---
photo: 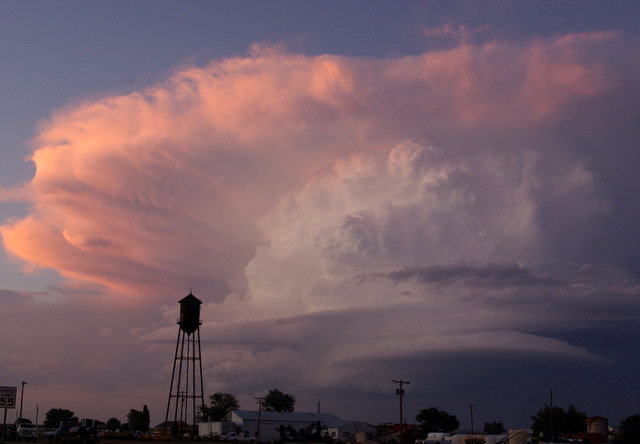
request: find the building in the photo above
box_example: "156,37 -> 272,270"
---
216,410 -> 376,442
197,420 -> 235,438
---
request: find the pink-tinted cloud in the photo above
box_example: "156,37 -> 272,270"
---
0,33 -> 619,303
1,31 -> 640,427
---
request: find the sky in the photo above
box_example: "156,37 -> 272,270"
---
1,0 -> 640,432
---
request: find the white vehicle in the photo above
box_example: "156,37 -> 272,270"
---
16,423 -> 38,441
219,431 -> 251,441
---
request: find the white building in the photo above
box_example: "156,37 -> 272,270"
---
227,410 -> 376,442
197,420 -> 235,438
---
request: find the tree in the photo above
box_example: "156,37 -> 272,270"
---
127,405 -> 150,432
530,404 -> 586,441
199,392 -> 239,421
619,414 -> 640,443
304,421 -> 328,441
106,417 -> 121,431
263,389 -> 296,412
483,421 -> 505,434
44,408 -> 77,428
415,408 -> 459,434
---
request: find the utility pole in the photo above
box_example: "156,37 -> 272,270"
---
469,405 -> 474,435
392,380 -> 410,444
254,396 -> 263,442
2,407 -> 6,444
19,382 -> 26,420
549,389 -> 554,442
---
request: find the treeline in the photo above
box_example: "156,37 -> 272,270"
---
200,389 -> 296,421
40,392 -> 640,443
414,404 -> 640,443
43,405 -> 150,432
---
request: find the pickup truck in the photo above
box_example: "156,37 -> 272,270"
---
16,423 -> 38,441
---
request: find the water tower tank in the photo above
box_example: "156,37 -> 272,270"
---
178,292 -> 202,334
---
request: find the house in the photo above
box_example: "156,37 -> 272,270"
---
328,421 -> 377,442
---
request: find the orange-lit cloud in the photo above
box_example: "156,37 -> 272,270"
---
0,33 -> 635,410
1,30 -> 640,427
0,33 -> 618,304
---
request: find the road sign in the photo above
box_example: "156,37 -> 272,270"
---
0,387 -> 16,409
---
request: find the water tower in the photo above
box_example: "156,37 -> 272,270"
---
164,293 -> 205,436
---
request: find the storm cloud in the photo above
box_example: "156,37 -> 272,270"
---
1,31 -> 640,426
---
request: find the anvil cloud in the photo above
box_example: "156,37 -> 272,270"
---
2,31 -> 640,426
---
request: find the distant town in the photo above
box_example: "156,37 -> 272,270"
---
2,388 -> 639,444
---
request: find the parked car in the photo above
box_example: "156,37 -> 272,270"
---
48,421 -> 98,444
219,431 -> 251,442
16,423 -> 38,441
